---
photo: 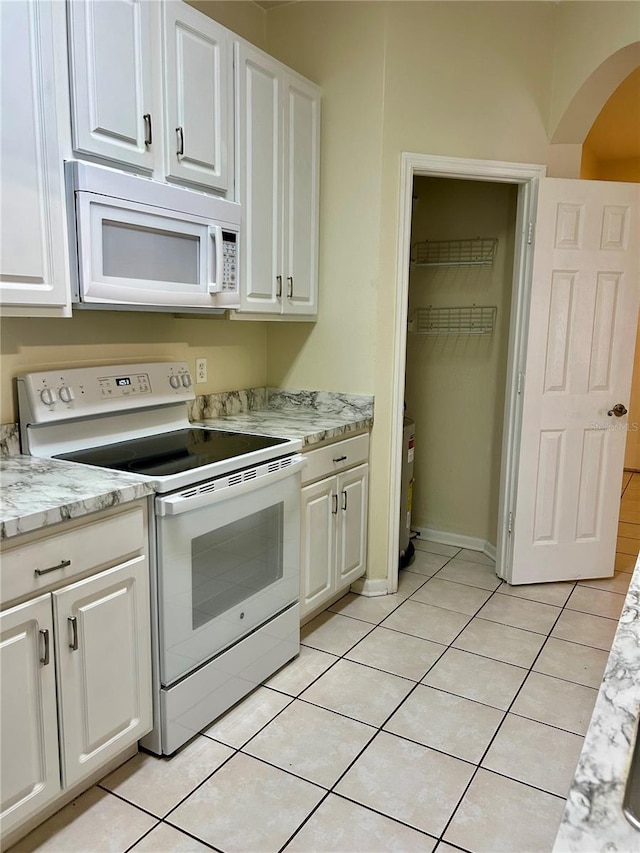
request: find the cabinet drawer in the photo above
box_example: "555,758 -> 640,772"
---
302,433 -> 369,485
1,505 -> 146,607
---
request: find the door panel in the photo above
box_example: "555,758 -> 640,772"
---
337,464 -> 368,586
510,178 -> 639,584
0,0 -> 70,309
283,76 -> 320,315
68,0 -> 153,170
236,43 -> 281,312
53,557 -> 152,788
0,596 -> 60,836
163,2 -> 230,192
300,478 -> 335,617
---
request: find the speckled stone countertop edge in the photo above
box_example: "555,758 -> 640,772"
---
553,554 -> 640,852
0,456 -> 155,542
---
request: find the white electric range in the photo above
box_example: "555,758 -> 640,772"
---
18,362 -> 304,755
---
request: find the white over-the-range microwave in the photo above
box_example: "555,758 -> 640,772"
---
66,161 -> 241,313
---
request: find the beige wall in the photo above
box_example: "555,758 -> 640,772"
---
405,178 -> 517,543
0,312 -> 267,423
265,2 -> 387,393
0,0 -> 269,426
264,1 -> 640,581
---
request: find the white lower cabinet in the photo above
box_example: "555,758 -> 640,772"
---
0,502 -> 152,846
0,596 -> 61,838
300,436 -> 369,619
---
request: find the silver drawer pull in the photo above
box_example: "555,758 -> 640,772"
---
342,490 -> 347,511
333,455 -> 348,463
34,558 -> 71,577
287,276 -> 294,298
176,125 -> 184,156
39,629 -> 50,666
276,275 -> 283,298
68,616 -> 78,651
332,494 -> 338,515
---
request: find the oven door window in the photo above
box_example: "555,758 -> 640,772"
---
192,504 -> 283,629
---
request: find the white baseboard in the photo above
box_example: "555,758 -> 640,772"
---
350,577 -> 389,597
414,526 -> 496,563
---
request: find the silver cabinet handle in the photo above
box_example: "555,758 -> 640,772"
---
34,558 -> 71,577
143,113 -> 152,146
68,616 -> 78,651
333,455 -> 347,463
287,276 -> 294,298
608,403 -> 628,417
39,629 -> 50,666
332,494 -> 338,515
342,490 -> 347,511
176,126 -> 184,156
276,275 -> 283,298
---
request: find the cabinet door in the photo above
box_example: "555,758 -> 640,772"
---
53,556 -> 152,789
0,0 -> 70,311
163,2 -> 231,194
0,595 -> 60,838
68,0 -> 155,171
300,477 -> 336,618
337,464 -> 368,587
235,42 -> 282,313
283,74 -> 320,316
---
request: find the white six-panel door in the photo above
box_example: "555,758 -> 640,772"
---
509,178 -> 639,584
0,595 -> 60,837
53,557 -> 152,788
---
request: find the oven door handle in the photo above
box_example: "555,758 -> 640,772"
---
156,455 -> 306,516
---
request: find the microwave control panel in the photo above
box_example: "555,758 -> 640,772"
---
221,231 -> 238,293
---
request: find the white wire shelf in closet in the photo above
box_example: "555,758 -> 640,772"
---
408,305 -> 497,336
410,237 -> 498,267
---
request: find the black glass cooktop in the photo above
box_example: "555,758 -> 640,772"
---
55,428 -> 290,478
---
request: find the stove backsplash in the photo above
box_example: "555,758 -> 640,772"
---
188,387 -> 374,423
0,424 -> 20,458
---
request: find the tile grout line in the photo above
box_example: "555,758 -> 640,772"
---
435,576 -> 586,846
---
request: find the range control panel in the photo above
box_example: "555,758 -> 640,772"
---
18,362 -> 195,424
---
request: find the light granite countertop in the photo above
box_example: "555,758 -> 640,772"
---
0,387 -> 374,541
190,388 -> 374,447
554,555 -> 640,852
0,456 -> 155,542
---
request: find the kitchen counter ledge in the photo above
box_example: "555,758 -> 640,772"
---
190,387 -> 374,448
554,554 -> 640,852
0,456 -> 154,541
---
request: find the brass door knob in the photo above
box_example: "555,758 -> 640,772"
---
608,404 -> 628,417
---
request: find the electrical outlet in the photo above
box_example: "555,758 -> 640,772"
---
195,358 -> 207,384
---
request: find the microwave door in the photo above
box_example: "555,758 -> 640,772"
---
75,192 -> 220,309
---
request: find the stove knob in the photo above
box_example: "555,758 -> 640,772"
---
169,375 -> 181,389
59,385 -> 75,404
40,388 -> 57,406
181,374 -> 192,388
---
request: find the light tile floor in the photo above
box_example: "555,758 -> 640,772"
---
11,474 -> 640,853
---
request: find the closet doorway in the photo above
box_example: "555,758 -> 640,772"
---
404,177 -> 518,561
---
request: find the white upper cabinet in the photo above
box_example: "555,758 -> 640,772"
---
68,0 -> 233,196
67,0 -> 156,172
162,2 -> 232,194
0,0 -> 71,314
283,75 -> 320,316
235,40 -> 320,317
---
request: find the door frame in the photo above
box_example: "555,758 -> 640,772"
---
387,153 -> 547,593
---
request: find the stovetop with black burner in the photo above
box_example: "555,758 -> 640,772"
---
55,428 -> 290,478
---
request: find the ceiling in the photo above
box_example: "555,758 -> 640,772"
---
584,66 -> 640,161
